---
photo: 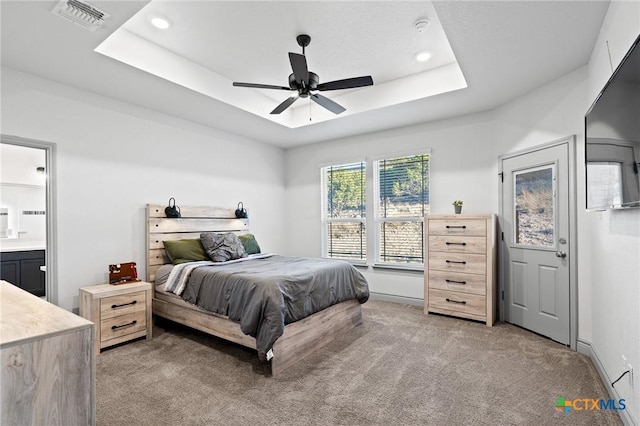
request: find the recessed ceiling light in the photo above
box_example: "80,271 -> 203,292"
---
149,15 -> 171,30
414,51 -> 432,62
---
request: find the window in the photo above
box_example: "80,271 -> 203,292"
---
374,153 -> 430,265
321,153 -> 430,268
321,162 -> 366,261
513,165 -> 556,247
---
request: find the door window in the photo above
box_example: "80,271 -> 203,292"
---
513,165 -> 556,248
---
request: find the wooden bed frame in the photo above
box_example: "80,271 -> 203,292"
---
146,204 -> 363,377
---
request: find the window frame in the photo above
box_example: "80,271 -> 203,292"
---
320,150 -> 431,271
511,162 -> 558,251
372,150 -> 430,269
320,160 -> 367,264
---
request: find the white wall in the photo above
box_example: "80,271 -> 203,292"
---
285,66 -> 586,302
285,2 -> 639,421
0,144 -> 47,186
584,1 -> 640,423
285,110 -> 498,300
0,144 -> 47,240
1,67 -> 287,311
0,185 -> 46,240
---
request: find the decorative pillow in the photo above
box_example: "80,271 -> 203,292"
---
238,233 -> 261,255
163,239 -> 208,265
200,232 -> 247,262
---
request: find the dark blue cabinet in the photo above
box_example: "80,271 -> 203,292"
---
0,250 -> 45,297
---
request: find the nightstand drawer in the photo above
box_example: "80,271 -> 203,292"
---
428,288 -> 485,317
100,310 -> 147,342
100,291 -> 146,319
428,235 -> 486,254
428,219 -> 486,237
428,251 -> 486,275
428,270 -> 486,295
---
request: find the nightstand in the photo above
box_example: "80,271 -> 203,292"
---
79,281 -> 152,355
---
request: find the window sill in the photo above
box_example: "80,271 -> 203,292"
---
323,258 -> 368,268
372,263 -> 424,273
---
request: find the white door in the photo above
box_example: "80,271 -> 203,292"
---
500,142 -> 571,345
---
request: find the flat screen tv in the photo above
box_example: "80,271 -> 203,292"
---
585,34 -> 640,211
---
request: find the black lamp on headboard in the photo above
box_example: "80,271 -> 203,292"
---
235,202 -> 248,218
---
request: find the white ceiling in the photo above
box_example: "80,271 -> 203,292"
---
95,1 -> 466,129
1,1 -> 610,148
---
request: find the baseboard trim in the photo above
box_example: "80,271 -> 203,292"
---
369,292 -> 424,307
577,339 -> 636,426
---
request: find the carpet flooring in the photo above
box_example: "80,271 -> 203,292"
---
96,300 -> 622,425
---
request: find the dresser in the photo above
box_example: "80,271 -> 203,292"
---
80,281 -> 152,355
1,281 -> 95,425
424,214 -> 496,325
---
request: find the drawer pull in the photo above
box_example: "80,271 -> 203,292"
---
445,279 -> 467,285
446,225 -> 467,229
445,298 -> 467,305
445,242 -> 467,246
445,260 -> 467,265
111,300 -> 137,309
111,320 -> 137,330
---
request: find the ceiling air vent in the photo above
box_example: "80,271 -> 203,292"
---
51,0 -> 110,31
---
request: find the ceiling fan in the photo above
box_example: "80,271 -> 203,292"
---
233,34 -> 373,115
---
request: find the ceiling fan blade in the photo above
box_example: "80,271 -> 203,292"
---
271,95 -> 299,114
233,82 -> 291,91
310,93 -> 346,115
317,76 -> 373,91
288,52 -> 309,85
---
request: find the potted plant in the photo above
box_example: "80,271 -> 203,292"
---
452,200 -> 463,214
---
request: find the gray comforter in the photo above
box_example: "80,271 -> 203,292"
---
179,255 -> 369,360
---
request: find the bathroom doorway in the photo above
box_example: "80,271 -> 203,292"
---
0,136 -> 57,303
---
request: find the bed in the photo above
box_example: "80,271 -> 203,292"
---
146,204 -> 369,376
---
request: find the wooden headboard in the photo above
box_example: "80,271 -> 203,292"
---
146,204 -> 249,282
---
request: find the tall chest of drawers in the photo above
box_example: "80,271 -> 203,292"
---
424,214 -> 496,326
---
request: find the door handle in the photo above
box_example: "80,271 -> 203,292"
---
555,251 -> 567,259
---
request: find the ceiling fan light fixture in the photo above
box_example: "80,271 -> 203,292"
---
414,50 -> 432,62
149,15 -> 171,30
233,34 -> 373,115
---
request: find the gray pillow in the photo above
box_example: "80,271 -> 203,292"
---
200,232 -> 247,262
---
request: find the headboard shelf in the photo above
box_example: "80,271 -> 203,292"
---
148,218 -> 248,233
146,204 -> 249,282
147,205 -> 243,219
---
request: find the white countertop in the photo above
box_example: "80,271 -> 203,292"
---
0,239 -> 46,253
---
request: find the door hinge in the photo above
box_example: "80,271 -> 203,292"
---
501,290 -> 504,301
498,172 -> 503,182
501,232 -> 504,241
